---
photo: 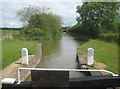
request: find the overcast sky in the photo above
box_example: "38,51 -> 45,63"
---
0,0 -> 83,28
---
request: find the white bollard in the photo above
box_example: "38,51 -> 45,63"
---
87,48 -> 94,65
2,78 -> 16,84
21,48 -> 29,65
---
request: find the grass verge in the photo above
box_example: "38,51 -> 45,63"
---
2,39 -> 38,69
2,29 -> 20,36
78,39 -> 119,73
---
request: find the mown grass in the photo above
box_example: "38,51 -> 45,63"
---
78,39 -> 119,73
0,29 -> 2,34
0,41 -> 2,71
0,29 -> 2,70
2,39 -> 38,69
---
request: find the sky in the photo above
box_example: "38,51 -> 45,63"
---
0,0 -> 83,28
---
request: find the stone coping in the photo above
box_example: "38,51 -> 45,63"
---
0,55 -> 41,82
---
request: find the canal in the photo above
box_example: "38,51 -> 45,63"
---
37,34 -> 89,78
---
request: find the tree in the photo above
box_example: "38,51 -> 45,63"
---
17,6 -> 62,40
28,13 -> 62,40
17,5 -> 50,27
76,2 -> 119,37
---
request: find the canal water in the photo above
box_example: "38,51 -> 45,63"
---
37,34 -> 89,78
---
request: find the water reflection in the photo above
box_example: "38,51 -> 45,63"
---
41,40 -> 61,57
38,34 -> 88,77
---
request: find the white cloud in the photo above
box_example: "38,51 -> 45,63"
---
0,1 -> 82,28
1,0 -> 82,3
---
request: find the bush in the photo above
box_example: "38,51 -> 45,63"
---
17,6 -> 62,41
99,32 -> 118,43
20,13 -> 62,40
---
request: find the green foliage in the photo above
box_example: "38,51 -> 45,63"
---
17,5 -> 50,26
76,2 -> 119,37
20,28 -> 45,40
17,6 -> 62,40
2,28 -> 21,39
99,32 -> 118,43
2,29 -> 20,35
69,23 -> 89,35
78,40 -> 119,73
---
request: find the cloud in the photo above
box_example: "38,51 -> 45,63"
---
1,0 -> 82,3
0,0 -> 82,28
0,2 -> 28,28
36,2 -> 80,26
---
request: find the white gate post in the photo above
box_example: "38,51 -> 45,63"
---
87,48 -> 94,65
21,48 -> 29,65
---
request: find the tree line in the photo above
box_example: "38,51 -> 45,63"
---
68,2 -> 120,43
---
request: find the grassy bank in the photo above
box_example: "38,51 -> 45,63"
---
2,29 -> 20,35
78,40 -> 119,73
0,41 -> 2,71
2,39 -> 38,69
